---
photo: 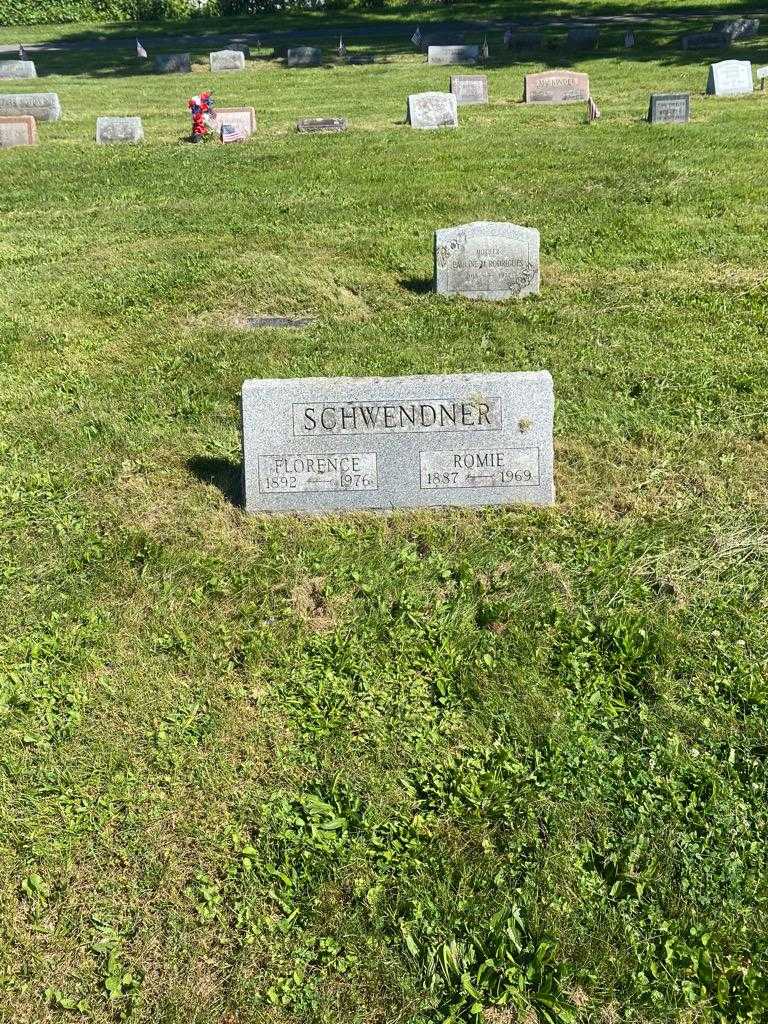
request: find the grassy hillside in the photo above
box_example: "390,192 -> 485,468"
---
1,8 -> 767,1024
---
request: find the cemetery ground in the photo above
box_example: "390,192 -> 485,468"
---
1,4 -> 768,1022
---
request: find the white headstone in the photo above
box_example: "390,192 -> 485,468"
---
407,92 -> 458,129
434,222 -> 540,300
0,60 -> 37,79
706,59 -> 753,96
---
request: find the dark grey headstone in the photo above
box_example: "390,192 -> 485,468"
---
450,74 -> 488,105
210,49 -> 246,71
648,93 -> 690,123
566,26 -> 599,49
435,221 -> 540,300
715,18 -> 759,41
286,47 -> 322,67
347,53 -> 377,64
0,91 -> 60,121
682,30 -> 730,51
153,53 -> 191,73
706,59 -> 753,96
506,31 -> 544,49
427,45 -> 479,65
0,60 -> 37,79
296,117 -> 347,133
96,116 -> 144,144
407,92 -> 458,129
225,41 -> 251,58
241,371 -> 555,513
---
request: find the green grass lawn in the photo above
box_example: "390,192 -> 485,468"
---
1,6 -> 768,1022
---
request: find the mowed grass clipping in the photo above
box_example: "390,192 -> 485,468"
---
1,6 -> 768,1023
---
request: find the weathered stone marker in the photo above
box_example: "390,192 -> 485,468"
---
450,74 -> 488,105
566,26 -> 599,49
0,91 -> 60,121
153,53 -> 191,73
427,45 -> 479,65
523,70 -> 589,104
241,371 -> 555,513
407,92 -> 458,129
214,107 -> 256,137
648,92 -> 690,123
681,30 -> 729,50
286,47 -> 322,67
210,49 -> 246,71
756,66 -> 768,90
297,117 -> 347,133
0,60 -> 37,79
707,59 -> 753,96
95,116 -> 144,144
717,18 -> 759,41
434,222 -> 540,300
0,114 -> 37,147
225,42 -> 251,58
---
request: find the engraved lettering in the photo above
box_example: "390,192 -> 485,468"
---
292,397 -> 503,435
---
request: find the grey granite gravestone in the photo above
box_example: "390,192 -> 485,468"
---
347,53 -> 377,64
407,92 -> 458,129
0,61 -> 37,79
225,42 -> 251,58
682,30 -> 730,50
0,91 -> 60,121
427,45 -> 479,65
716,18 -> 759,41
648,93 -> 690,123
210,49 -> 246,71
523,70 -> 589,104
450,74 -> 489,105
297,117 -> 347,133
214,107 -> 256,138
707,59 -> 753,96
434,222 -> 540,301
96,116 -> 144,144
153,53 -> 191,73
507,31 -> 544,50
286,47 -> 322,67
241,371 -> 554,513
566,26 -> 599,49
0,114 -> 37,147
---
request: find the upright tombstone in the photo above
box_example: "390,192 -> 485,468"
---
224,41 -> 251,58
756,66 -> 768,90
0,114 -> 37,148
648,93 -> 690,123
210,49 -> 246,72
434,222 -> 540,300
706,59 -> 753,96
716,18 -> 759,41
566,26 -> 599,49
297,117 -> 347,133
450,74 -> 489,105
241,371 -> 555,513
286,47 -> 322,67
682,30 -> 730,51
96,116 -> 144,144
153,53 -> 191,73
523,70 -> 589,104
427,45 -> 479,65
214,107 -> 256,138
506,31 -> 544,50
0,92 -> 60,121
407,92 -> 458,129
0,61 -> 37,79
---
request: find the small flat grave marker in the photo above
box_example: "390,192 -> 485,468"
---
407,91 -> 458,129
210,49 -> 246,71
96,116 -> 144,144
286,47 -> 322,67
214,107 -> 256,138
153,53 -> 191,73
241,371 -> 555,513
0,91 -> 60,121
0,114 -> 37,148
0,60 -> 37,79
707,59 -> 753,96
523,70 -> 589,104
450,74 -> 488,105
427,45 -> 479,65
435,221 -> 540,300
648,92 -> 690,123
246,316 -> 314,329
297,117 -> 347,133
347,53 -> 377,64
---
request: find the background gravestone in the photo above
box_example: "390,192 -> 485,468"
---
682,30 -> 730,50
450,75 -> 488,105
224,42 -> 251,58
427,45 -> 479,66
717,18 -> 759,41
756,66 -> 768,89
506,31 -> 544,50
0,92 -> 61,121
96,116 -> 144,144
523,70 -> 589,104
215,107 -> 256,137
286,47 -> 322,67
0,61 -> 37,79
407,92 -> 458,129
0,114 -> 37,147
434,222 -> 540,300
241,371 -> 555,513
153,53 -> 191,73
706,59 -> 753,96
297,117 -> 347,133
566,26 -> 599,49
648,93 -> 690,123
210,50 -> 246,72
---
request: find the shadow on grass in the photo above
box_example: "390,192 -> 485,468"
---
400,277 -> 433,294
188,455 -> 243,507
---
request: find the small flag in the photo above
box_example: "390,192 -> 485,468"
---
411,25 -> 422,49
337,36 -> 347,58
18,43 -> 27,61
503,29 -> 513,48
624,30 -> 635,48
136,38 -> 148,59
587,95 -> 601,121
480,35 -> 489,60
220,122 -> 246,143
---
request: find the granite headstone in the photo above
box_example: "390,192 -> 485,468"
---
706,59 -> 753,96
297,117 -> 347,133
0,114 -> 37,147
682,30 -> 730,50
241,371 -> 555,513
427,45 -> 479,65
286,47 -> 322,67
0,60 -> 37,79
96,116 -> 144,144
214,107 -> 256,137
717,18 -> 759,41
566,26 -> 599,49
523,70 -> 589,104
648,93 -> 690,123
450,74 -> 489,105
153,53 -> 191,73
0,91 -> 60,121
407,92 -> 458,129
434,222 -> 540,300
210,49 -> 246,71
